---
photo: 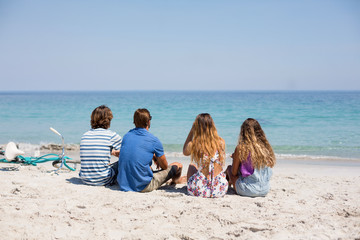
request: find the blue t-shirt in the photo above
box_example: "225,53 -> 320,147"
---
117,128 -> 164,192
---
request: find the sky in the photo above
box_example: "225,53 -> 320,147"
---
0,0 -> 359,91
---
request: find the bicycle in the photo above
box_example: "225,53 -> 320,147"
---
0,127 -> 80,173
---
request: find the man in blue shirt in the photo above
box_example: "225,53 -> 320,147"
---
117,108 -> 183,192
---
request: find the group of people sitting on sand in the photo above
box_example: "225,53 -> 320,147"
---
79,105 -> 276,198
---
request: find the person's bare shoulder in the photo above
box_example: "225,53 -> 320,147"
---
183,141 -> 192,156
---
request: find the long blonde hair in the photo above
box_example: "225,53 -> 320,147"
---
190,113 -> 225,168
237,118 -> 276,169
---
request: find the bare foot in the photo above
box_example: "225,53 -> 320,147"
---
166,176 -> 186,185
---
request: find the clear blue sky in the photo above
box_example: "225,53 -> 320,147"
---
1,1 -> 359,91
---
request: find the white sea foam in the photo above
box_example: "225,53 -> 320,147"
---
1,142 -> 359,163
275,153 -> 360,162
0,142 -> 80,156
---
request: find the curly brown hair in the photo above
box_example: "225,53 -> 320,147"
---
237,118 -> 276,169
91,105 -> 113,129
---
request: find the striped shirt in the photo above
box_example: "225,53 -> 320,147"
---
79,128 -> 122,186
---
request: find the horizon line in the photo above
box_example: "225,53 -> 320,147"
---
1,89 -> 360,93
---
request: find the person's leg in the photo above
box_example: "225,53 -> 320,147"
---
187,163 -> 198,180
110,161 -> 119,176
141,165 -> 178,192
169,162 -> 185,184
141,162 -> 186,192
105,161 -> 119,186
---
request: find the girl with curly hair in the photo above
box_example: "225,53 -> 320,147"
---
227,118 -> 276,197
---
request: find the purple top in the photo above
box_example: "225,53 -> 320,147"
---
239,152 -> 254,177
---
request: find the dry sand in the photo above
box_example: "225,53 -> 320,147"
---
0,153 -> 359,240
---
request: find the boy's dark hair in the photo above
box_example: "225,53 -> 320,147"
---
91,105 -> 113,129
133,108 -> 151,128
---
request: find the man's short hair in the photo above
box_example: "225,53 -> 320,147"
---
133,108 -> 151,128
91,105 -> 113,129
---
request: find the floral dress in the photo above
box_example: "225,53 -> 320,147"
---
187,153 -> 228,198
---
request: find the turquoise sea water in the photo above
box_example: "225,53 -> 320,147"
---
0,91 -> 359,160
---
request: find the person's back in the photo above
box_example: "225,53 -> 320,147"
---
227,118 -> 276,197
79,105 -> 122,186
183,113 -> 228,198
117,127 -> 162,191
117,108 -> 183,192
237,165 -> 272,197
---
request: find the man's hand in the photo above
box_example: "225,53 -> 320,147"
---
111,149 -> 120,157
153,155 -> 161,169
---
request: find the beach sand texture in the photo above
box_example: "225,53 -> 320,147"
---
0,157 -> 359,240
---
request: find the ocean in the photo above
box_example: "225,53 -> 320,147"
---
0,91 -> 359,161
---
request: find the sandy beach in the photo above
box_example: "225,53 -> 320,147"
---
0,152 -> 359,240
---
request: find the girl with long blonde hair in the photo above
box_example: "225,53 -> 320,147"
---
227,118 -> 276,197
183,113 -> 228,198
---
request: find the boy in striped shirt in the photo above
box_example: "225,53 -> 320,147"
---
79,105 -> 122,186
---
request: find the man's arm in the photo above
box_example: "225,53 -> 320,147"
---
156,154 -> 168,170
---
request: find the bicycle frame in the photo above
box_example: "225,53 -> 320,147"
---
50,127 -> 66,173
